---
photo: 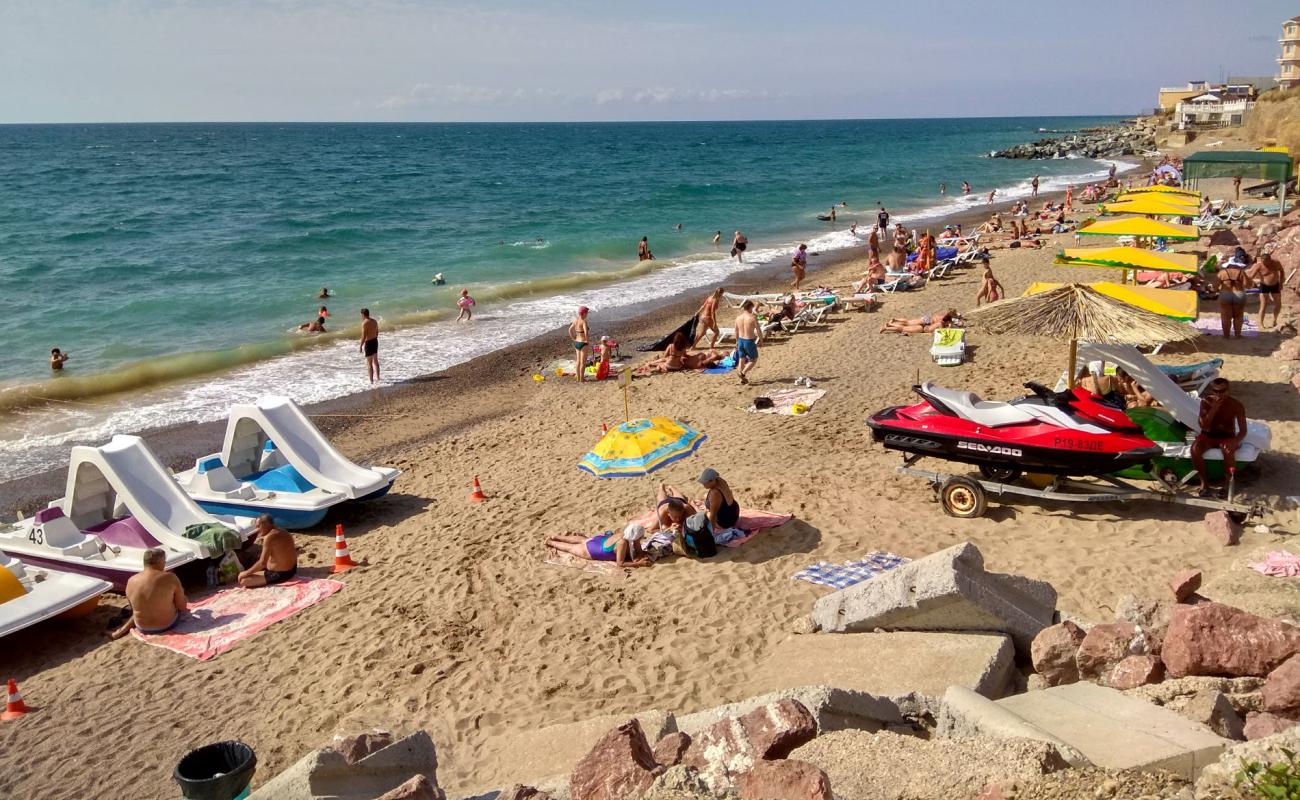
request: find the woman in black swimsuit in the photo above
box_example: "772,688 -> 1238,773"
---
698,468 -> 740,530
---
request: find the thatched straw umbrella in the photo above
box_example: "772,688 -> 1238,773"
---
963,283 -> 1200,388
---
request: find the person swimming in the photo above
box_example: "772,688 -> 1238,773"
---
432,273 -> 446,285
319,287 -> 332,299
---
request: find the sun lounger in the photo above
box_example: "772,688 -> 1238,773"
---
930,328 -> 966,366
845,292 -> 881,311
778,302 -> 836,333
724,292 -> 784,308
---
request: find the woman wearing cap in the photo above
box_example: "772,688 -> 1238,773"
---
697,468 -> 740,530
545,524 -> 651,568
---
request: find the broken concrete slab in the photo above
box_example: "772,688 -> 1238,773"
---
248,730 -> 441,800
675,686 -> 921,738
936,686 -> 1088,767
746,632 -> 1016,701
809,542 -> 1056,654
993,682 -> 1230,779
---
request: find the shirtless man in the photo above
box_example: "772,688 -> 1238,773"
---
1064,185 -> 1074,213
731,231 -> 748,262
867,226 -> 880,260
1249,245 -> 1284,328
1190,378 -> 1247,497
853,256 -> 887,293
568,306 -> 590,381
111,548 -> 188,639
790,243 -> 808,290
734,300 -> 760,385
359,308 -> 380,384
649,483 -> 696,535
50,348 -> 70,370
712,230 -> 722,244
238,514 -> 298,588
1031,175 -> 1039,197
1216,256 -> 1250,337
694,287 -> 725,351
298,316 -> 327,333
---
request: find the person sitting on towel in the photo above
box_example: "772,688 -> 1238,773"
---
647,482 -> 696,534
238,514 -> 298,587
111,548 -> 188,639
545,524 -> 651,568
697,468 -> 741,530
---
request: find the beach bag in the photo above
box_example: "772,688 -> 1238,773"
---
754,396 -> 775,410
217,550 -> 243,584
682,515 -> 717,559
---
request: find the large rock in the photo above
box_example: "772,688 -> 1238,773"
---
1116,595 -> 1174,655
1163,603 -> 1300,678
681,699 -> 817,791
1245,712 -> 1300,741
333,730 -> 395,765
570,719 -> 661,800
1076,622 -> 1145,682
496,786 -> 554,800
646,765 -> 710,797
1181,690 -> 1246,740
1107,655 -> 1165,691
1031,621 -> 1086,687
748,631 -> 1015,700
1264,654 -> 1300,713
652,733 -> 692,768
735,759 -> 832,800
248,731 -> 442,800
1195,725 -> 1300,798
810,542 -> 1056,654
375,776 -> 441,800
1170,570 -> 1203,603
1205,511 -> 1242,546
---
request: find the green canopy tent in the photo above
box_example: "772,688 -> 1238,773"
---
1183,151 -> 1294,218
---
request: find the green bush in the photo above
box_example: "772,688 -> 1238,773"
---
1236,749 -> 1300,800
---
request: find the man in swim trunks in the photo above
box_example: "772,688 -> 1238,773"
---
359,307 -> 380,384
791,244 -> 808,290
1249,245 -> 1284,328
1031,175 -> 1039,197
111,548 -> 188,639
731,231 -> 748,262
544,524 -> 650,569
697,468 -> 741,531
1190,378 -> 1247,497
876,204 -> 889,234
50,347 -> 69,370
735,300 -> 760,385
568,305 -> 590,382
238,514 -> 298,588
1216,256 -> 1250,337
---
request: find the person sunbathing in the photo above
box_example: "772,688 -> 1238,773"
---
636,332 -> 724,374
880,309 -> 957,334
238,514 -> 298,587
110,548 -> 188,639
545,524 -> 650,568
853,257 -> 887,293
649,483 -> 696,534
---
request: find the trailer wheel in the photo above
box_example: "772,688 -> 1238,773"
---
940,476 -> 987,519
978,464 -> 1022,483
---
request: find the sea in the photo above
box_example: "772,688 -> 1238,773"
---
0,117 -> 1135,482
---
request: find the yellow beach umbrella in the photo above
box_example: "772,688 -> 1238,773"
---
577,417 -> 706,478
1055,247 -> 1198,274
1123,185 -> 1201,198
1076,216 -> 1199,241
1025,282 -> 1198,321
1116,191 -> 1199,208
1099,198 -> 1198,217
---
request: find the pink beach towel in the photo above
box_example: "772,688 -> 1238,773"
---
132,577 -> 344,661
1249,551 -> 1300,578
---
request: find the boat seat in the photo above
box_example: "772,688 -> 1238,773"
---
32,508 -> 102,558
922,383 -> 1035,427
200,466 -> 257,499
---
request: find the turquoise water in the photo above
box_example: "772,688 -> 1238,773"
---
0,117 -> 1130,480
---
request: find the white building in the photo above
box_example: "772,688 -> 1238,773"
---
1174,93 -> 1252,130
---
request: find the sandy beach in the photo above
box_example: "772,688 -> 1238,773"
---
4,175 -> 1300,798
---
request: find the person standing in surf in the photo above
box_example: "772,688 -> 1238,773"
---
962,180 -> 971,195
876,204 -> 889,234
939,182 -> 946,196
359,308 -> 380,384
1031,175 -> 1039,197
568,306 -> 590,382
730,231 -> 748,262
713,231 -> 722,245
456,289 -> 475,322
638,236 -> 654,261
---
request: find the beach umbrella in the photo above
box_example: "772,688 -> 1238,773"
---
1099,198 -> 1198,217
1055,247 -> 1198,274
1115,192 -> 1199,208
965,283 -> 1199,388
577,417 -> 706,478
1123,185 -> 1201,198
1076,216 -> 1199,241
1024,282 -> 1198,321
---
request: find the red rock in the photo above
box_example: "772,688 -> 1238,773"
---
652,732 -> 692,768
375,775 -> 442,800
683,700 -> 818,791
1274,340 -> 1300,361
1077,622 -> 1143,682
739,699 -> 818,759
735,759 -> 832,800
1245,711 -> 1300,740
332,731 -> 395,765
1264,654 -> 1300,713
1163,602 -> 1300,678
1205,511 -> 1242,546
1169,570 -> 1203,603
1031,621 -> 1086,686
570,719 -> 661,800
1107,655 -> 1165,690
496,787 -> 553,800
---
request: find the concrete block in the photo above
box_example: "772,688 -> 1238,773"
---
994,682 -> 1230,779
810,542 -> 1056,654
249,730 -> 440,800
747,631 -> 1016,700
675,686 -> 918,737
937,686 -> 1088,767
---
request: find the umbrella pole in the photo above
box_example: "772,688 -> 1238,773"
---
1067,339 -> 1078,389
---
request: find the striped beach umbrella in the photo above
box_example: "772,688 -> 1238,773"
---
577,417 -> 706,478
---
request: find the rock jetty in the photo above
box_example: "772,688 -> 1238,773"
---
992,123 -> 1155,160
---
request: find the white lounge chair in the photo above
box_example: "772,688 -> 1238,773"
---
930,328 -> 966,366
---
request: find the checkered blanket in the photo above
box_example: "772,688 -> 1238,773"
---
791,552 -> 910,590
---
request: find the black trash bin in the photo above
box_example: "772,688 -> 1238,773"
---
174,740 -> 257,800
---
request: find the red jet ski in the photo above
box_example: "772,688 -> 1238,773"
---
867,381 -> 1162,478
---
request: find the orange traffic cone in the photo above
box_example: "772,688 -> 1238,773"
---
469,475 -> 488,503
2,679 -> 31,721
601,422 -> 609,435
331,524 -> 358,573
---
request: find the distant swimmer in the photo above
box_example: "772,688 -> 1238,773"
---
840,200 -> 847,207
675,223 -> 683,231
962,181 -> 971,195
850,220 -> 858,235
829,206 -> 837,222
50,347 -> 69,370
940,182 -> 946,196
319,287 -> 332,299
318,305 -> 329,318
298,316 -> 327,333
457,289 -> 476,322
638,236 -> 655,261
359,307 -> 380,384
713,230 -> 722,245
730,231 -> 748,262
432,272 -> 446,285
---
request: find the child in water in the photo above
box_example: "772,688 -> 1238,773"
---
457,289 -> 476,322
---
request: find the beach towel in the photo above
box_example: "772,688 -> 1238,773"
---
132,577 -> 343,661
1249,551 -> 1300,578
791,552 -> 911,590
544,359 -> 625,378
182,522 -> 242,555
702,354 -> 738,374
748,387 -> 827,415
1193,316 -> 1259,337
626,508 -> 793,548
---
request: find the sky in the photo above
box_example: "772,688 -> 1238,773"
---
1,0 -> 1296,123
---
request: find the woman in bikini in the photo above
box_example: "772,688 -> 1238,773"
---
974,260 -> 1003,307
636,332 -> 723,375
545,524 -> 651,569
693,287 -> 724,350
1216,254 -> 1250,338
1249,246 -> 1284,329
880,309 -> 957,335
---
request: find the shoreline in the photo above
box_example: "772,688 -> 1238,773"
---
0,181 -> 1083,515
